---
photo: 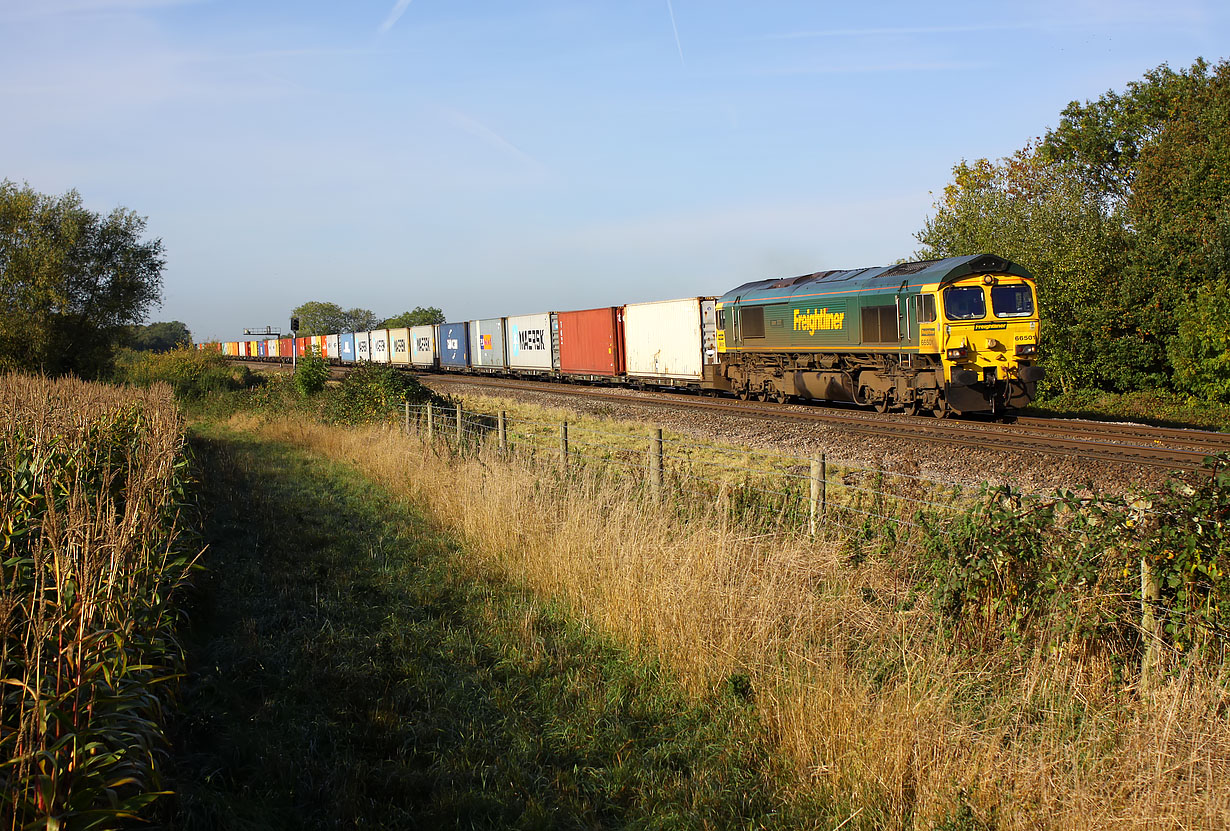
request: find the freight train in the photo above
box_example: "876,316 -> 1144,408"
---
207,253 -> 1044,417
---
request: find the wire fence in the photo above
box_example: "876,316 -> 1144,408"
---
397,399 -> 973,543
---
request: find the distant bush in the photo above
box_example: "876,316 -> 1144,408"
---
116,346 -> 256,399
322,362 -> 448,426
294,351 -> 329,397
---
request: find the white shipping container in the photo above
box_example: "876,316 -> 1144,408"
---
623,297 -> 718,381
506,312 -> 555,372
409,325 -> 436,367
355,331 -> 371,361
370,329 -> 390,364
388,327 -> 411,364
326,334 -> 339,359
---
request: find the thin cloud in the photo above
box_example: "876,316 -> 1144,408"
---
442,109 -> 547,174
766,23 -> 1033,40
665,0 -> 685,68
378,0 -> 413,33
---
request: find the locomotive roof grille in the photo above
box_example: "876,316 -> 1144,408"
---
718,254 -> 1034,304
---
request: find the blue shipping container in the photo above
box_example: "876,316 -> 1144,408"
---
339,332 -> 356,363
438,322 -> 470,368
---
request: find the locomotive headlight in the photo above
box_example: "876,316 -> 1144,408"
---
946,346 -> 968,360
1015,344 -> 1038,356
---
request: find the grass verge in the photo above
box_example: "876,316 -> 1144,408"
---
167,422 -> 807,829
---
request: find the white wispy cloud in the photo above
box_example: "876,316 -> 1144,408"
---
665,0 -> 685,68
441,108 -> 547,174
378,0 -> 413,33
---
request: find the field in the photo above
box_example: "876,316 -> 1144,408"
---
0,374 -> 197,826
7,357 -> 1228,828
189,391 -> 1230,829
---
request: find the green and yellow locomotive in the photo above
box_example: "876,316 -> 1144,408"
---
713,254 -> 1044,416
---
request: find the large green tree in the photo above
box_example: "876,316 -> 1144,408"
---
130,320 -> 191,352
919,58 -> 1230,398
291,301 -> 380,335
0,180 -> 164,378
380,306 -> 445,328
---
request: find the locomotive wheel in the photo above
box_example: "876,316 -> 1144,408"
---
737,384 -> 751,401
903,398 -> 920,417
873,396 -> 890,414
772,388 -> 789,404
933,400 -> 950,419
755,387 -> 770,403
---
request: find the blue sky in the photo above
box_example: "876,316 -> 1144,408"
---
3,1 -> 1227,341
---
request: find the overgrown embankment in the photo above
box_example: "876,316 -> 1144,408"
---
170,423 -> 803,828
225,401 -> 1230,831
0,374 -> 197,826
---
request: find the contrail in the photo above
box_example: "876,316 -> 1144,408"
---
665,0 -> 685,67
379,0 -> 412,33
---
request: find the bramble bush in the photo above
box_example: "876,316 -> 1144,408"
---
923,454 -> 1230,664
321,362 -> 450,426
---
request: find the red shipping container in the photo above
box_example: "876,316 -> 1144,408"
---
296,336 -> 310,357
279,337 -> 293,358
557,307 -> 625,377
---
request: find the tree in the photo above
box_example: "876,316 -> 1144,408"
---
916,148 -> 1134,392
291,301 -> 347,335
0,180 -> 164,378
341,307 -> 380,332
380,306 -> 445,328
130,320 -> 191,352
919,58 -> 1230,398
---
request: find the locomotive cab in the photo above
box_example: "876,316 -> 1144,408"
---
933,271 -> 1044,414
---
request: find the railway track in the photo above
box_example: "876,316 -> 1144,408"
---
416,372 -> 1230,472
234,360 -> 1230,472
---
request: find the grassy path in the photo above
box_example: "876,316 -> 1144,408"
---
166,424 -> 802,829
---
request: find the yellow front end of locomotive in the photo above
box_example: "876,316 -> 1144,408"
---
933,273 -> 1042,392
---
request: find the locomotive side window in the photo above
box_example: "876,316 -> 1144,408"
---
718,308 -> 726,328
943,286 -> 986,320
741,305 -> 766,339
916,294 -> 936,323
991,284 -> 1034,318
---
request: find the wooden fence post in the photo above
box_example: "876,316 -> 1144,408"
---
498,410 -> 507,454
1141,555 -> 1163,687
810,456 -> 822,536
426,402 -> 433,442
559,420 -> 569,469
455,403 -> 463,446
650,427 -> 663,502
403,400 -> 410,434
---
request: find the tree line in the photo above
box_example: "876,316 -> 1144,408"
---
289,302 -> 445,337
916,58 -> 1230,400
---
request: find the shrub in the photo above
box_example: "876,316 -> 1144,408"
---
115,346 -> 254,399
294,351 -> 329,397
322,362 -> 448,426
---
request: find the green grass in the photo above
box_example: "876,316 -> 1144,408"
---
1025,387 -> 1230,431
166,422 -> 811,829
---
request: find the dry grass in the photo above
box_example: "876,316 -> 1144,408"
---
236,410 -> 1230,830
1,374 -> 195,824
